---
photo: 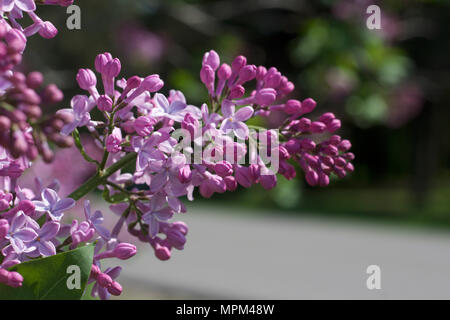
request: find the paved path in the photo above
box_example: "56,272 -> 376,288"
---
107,206 -> 450,299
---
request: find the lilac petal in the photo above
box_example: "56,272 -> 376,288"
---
15,228 -> 38,242
233,121 -> 250,140
10,211 -> 26,231
1,0 -> 15,12
32,200 -> 49,213
61,121 -> 78,136
98,287 -> 109,300
221,100 -> 235,118
142,131 -> 162,150
168,100 -> 186,115
38,241 -> 56,257
84,200 -> 91,220
105,266 -> 122,280
9,238 -> 25,254
39,222 -> 60,241
53,198 -> 75,214
94,224 -> 111,240
90,210 -> 104,225
154,207 -> 174,220
16,0 -> 36,12
167,196 -> 182,213
148,216 -> 159,238
42,188 -> 59,207
234,106 -> 254,122
154,93 -> 169,112
150,171 -> 169,192
48,211 -> 64,222
220,118 -> 233,132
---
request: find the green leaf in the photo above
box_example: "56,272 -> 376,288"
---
0,244 -> 94,300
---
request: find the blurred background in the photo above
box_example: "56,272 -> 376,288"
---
19,0 -> 450,299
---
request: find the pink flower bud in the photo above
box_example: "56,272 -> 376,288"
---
338,139 -> 352,151
254,88 -> 277,106
134,116 -> 154,136
178,165 -> 192,183
260,174 -> 277,190
90,264 -> 101,279
256,66 -> 267,81
200,65 -> 215,88
301,98 -> 317,114
5,29 -> 26,53
305,169 -> 319,186
345,162 -> 354,173
42,84 -> 63,104
97,95 -> 113,112
104,58 -> 121,78
181,113 -> 199,138
224,176 -> 237,191
329,135 -> 341,145
238,64 -> 256,83
231,55 -> 247,72
327,119 -> 341,132
0,116 -> 11,132
319,172 -> 330,187
140,75 -> 163,92
97,273 -> 112,288
7,271 -> 23,288
334,157 -> 347,168
284,99 -> 302,114
95,52 -> 112,73
76,68 -> 97,90
214,161 -> 233,177
38,21 -> 58,39
154,243 -> 171,261
0,219 -> 9,240
26,71 -> 44,89
218,63 -> 232,80
228,85 -> 245,99
278,146 -> 290,160
17,200 -> 35,216
166,229 -> 186,249
235,165 -> 253,188
202,50 -> 220,71
107,281 -> 122,296
319,112 -> 335,124
113,243 -> 137,260
310,121 -> 326,133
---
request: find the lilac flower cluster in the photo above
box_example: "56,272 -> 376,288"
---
0,146 -> 136,298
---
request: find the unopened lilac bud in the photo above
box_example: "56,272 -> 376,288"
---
154,243 -> 171,261
0,219 -> 9,240
166,229 -> 186,249
42,84 -> 63,104
278,146 -> 290,160
338,139 -> 352,151
238,64 -> 256,83
334,157 -> 347,168
90,264 -> 101,279
329,135 -> 341,145
300,138 -> 316,152
181,113 -> 199,138
218,63 -> 232,80
26,71 -> 44,89
320,155 -> 334,167
254,88 -> 276,106
224,176 -> 237,191
97,95 -> 113,112
7,271 -> 23,288
319,172 -> 330,187
231,55 -> 247,72
107,281 -> 122,296
113,243 -> 137,260
76,68 -> 96,90
39,21 -> 58,39
305,169 -> 319,186
5,29 -> 26,53
327,119 -> 341,132
283,139 -> 301,154
256,66 -> 267,81
11,130 -> 28,156
344,152 -> 355,161
17,200 -> 35,216
260,174 -> 277,190
345,162 -> 354,173
284,99 -> 301,115
0,116 -> 11,131
97,273 -> 112,288
141,75 -> 163,92
322,144 -> 339,156
172,221 -> 189,235
279,81 -> 295,95
200,65 -> 215,87
202,50 -> 220,71
228,85 -> 245,99
235,165 -> 253,188
134,116 -> 154,136
95,52 -> 112,73
214,161 -> 233,177
0,269 -> 8,283
310,121 -> 326,133
178,165 -> 192,183
125,75 -> 142,91
319,112 -> 335,124
297,118 -> 311,131
301,98 -> 317,114
104,58 -> 121,78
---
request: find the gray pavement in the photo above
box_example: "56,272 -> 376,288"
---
106,206 -> 450,299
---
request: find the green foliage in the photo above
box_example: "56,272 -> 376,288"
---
0,245 -> 94,300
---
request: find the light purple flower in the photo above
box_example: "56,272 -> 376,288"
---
151,93 -> 187,122
84,200 -> 110,240
28,221 -> 59,257
3,211 -> 37,254
91,266 -> 121,300
33,188 -> 75,221
0,0 -> 36,13
220,100 -> 253,139
141,195 -> 174,238
59,95 -> 94,136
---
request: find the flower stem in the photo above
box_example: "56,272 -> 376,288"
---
68,152 -> 137,201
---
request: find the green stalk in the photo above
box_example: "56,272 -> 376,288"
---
68,152 -> 137,201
